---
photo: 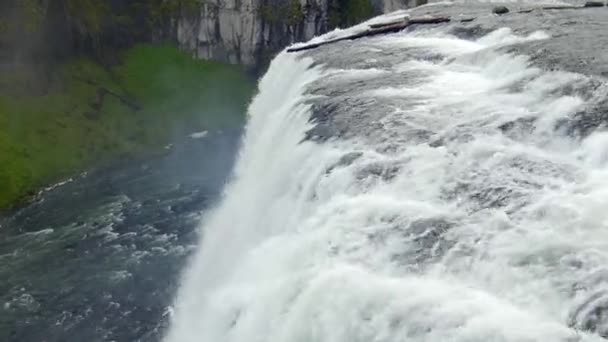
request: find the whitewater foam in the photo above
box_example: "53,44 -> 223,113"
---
166,17 -> 608,342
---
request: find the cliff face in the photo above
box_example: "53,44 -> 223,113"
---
0,0 -> 425,72
177,0 -> 426,69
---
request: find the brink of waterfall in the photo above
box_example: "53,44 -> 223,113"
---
167,3 -> 608,342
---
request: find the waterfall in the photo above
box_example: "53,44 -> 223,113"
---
166,14 -> 608,342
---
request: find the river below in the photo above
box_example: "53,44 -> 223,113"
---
0,129 -> 241,342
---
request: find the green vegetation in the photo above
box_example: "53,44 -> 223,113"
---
10,0 -> 201,33
63,0 -> 110,35
260,0 -> 374,29
287,0 -> 305,26
0,0 -> 204,63
343,0 -> 374,26
0,44 -> 254,209
259,0 -> 304,26
62,0 -> 202,35
329,0 -> 375,28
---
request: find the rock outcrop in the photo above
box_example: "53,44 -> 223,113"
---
492,5 -> 510,15
176,0 -> 427,69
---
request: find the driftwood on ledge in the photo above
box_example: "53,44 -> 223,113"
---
286,15 -> 451,53
518,2 -> 605,13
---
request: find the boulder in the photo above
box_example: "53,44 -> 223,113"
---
492,6 -> 510,15
584,1 -> 605,7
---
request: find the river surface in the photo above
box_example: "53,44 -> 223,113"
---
0,130 -> 241,341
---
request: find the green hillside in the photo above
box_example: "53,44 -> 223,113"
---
0,44 -> 254,209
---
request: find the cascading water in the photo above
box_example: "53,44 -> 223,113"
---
166,9 -> 608,342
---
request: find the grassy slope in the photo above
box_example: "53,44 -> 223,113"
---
0,44 -> 254,209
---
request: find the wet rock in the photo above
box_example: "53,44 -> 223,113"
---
584,1 -> 605,8
498,117 -> 537,138
357,162 -> 401,181
392,218 -> 455,266
337,152 -> 364,167
470,186 -> 519,209
305,124 -> 336,142
492,6 -> 510,15
556,98 -> 608,138
566,270 -> 608,337
324,152 -> 364,176
449,25 -> 493,40
573,269 -> 608,294
408,218 -> 452,238
429,138 -> 444,148
569,290 -> 608,337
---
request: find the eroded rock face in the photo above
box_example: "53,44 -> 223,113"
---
177,0 -> 426,69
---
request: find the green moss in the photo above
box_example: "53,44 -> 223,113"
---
18,0 -> 46,32
158,0 -> 200,15
259,0 -> 304,26
287,0 -> 304,26
259,4 -> 280,23
0,44 -> 254,209
258,0 -> 373,28
64,0 -> 110,35
343,0 -> 374,26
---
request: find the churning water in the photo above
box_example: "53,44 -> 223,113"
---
166,10 -> 608,342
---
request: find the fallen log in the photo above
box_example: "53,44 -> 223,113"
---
287,21 -> 409,52
287,16 -> 450,53
409,15 -> 451,25
369,17 -> 408,29
287,42 -> 324,52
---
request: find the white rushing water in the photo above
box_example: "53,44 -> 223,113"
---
166,16 -> 608,342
